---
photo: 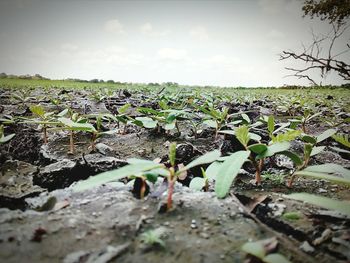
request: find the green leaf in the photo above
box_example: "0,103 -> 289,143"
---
316,129 -> 337,143
285,193 -> 350,217
165,122 -> 176,130
137,107 -> 159,115
159,100 -> 168,110
310,146 -> 325,156
203,119 -> 217,129
302,135 -> 317,144
72,163 -> 164,192
304,164 -> 350,179
282,212 -> 301,221
145,172 -> 158,183
241,113 -> 250,123
263,253 -> 291,263
220,130 -> 261,142
30,105 -> 45,117
332,134 -> 350,148
279,151 -> 303,166
166,114 -> 177,124
185,150 -> 221,170
235,125 -> 250,147
267,115 -> 275,134
189,177 -> 206,191
272,122 -> 290,134
169,142 -> 177,167
256,142 -> 290,159
272,130 -> 301,143
57,108 -> 69,117
135,117 -> 158,129
215,151 -> 250,198
241,241 -> 265,259
205,161 -> 222,181
58,117 -> 96,132
249,132 -> 262,142
304,143 -> 313,159
329,146 -> 350,154
127,158 -> 155,165
248,144 -> 268,155
118,103 -> 131,114
0,133 -> 15,144
297,169 -> 350,184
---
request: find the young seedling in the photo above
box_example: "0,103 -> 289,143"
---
135,106 -> 188,135
140,229 -> 166,249
279,128 -> 337,187
163,143 -> 221,210
199,105 -> 229,140
58,110 -> 96,154
28,105 -> 59,144
85,113 -> 119,151
219,124 -> 291,185
72,144 -> 221,211
288,108 -> 322,133
11,88 -> 35,107
115,103 -> 133,134
189,168 -> 209,191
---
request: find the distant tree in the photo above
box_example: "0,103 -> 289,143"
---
89,79 -> 99,83
0,73 -> 7,78
106,80 -> 115,83
33,74 -> 43,80
19,74 -> 32,79
280,0 -> 350,85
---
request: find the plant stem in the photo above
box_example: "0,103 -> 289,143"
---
255,159 -> 263,184
140,178 -> 146,200
175,121 -> 180,135
167,167 -> 175,211
91,132 -> 96,151
69,130 -> 74,154
287,157 -> 309,187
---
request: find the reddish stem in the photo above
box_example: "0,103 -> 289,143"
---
140,178 -> 146,200
167,179 -> 174,211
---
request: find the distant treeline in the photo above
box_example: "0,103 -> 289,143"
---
0,73 -> 50,80
0,72 -> 348,89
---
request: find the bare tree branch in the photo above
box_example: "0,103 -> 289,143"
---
280,22 -> 350,85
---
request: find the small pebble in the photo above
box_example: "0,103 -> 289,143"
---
318,188 -> 328,193
191,219 -> 198,229
200,232 -> 210,239
300,241 -> 315,253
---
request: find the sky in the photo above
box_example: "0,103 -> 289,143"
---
0,0 -> 348,87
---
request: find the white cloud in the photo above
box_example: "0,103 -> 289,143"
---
140,22 -> 153,34
140,22 -> 169,37
157,48 -> 188,61
201,55 -> 251,74
104,19 -> 124,34
61,43 -> 78,52
190,26 -> 209,41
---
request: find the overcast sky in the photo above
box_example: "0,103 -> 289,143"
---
0,0 -> 348,87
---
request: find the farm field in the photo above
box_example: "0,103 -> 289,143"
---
0,78 -> 350,263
